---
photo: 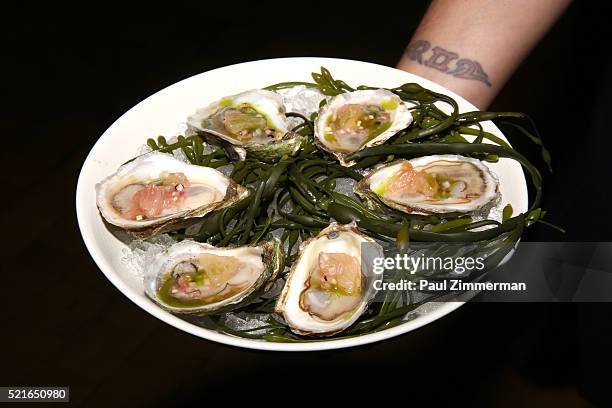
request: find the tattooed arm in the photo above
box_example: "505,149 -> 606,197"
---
397,0 -> 571,109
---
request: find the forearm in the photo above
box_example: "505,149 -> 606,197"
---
397,0 -> 571,109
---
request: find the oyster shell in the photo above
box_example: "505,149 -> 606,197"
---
275,223 -> 384,336
145,239 -> 283,315
95,152 -> 248,238
314,89 -> 413,166
187,89 -> 305,162
355,155 -> 499,214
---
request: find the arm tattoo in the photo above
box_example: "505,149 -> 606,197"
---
404,40 -> 492,87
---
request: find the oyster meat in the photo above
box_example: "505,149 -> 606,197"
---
315,89 -> 412,166
355,155 -> 499,214
187,89 -> 304,162
96,152 -> 248,238
145,239 -> 283,315
275,223 -> 384,336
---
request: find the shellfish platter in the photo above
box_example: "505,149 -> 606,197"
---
77,58 -> 548,351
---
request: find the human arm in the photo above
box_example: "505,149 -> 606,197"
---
397,0 -> 571,109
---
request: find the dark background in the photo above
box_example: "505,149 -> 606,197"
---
3,2 -> 611,406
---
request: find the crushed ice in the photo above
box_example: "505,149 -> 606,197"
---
121,234 -> 175,281
220,312 -> 276,335
277,85 -> 327,117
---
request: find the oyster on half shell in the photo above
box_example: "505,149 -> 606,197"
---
187,89 -> 305,162
314,89 -> 413,166
355,155 -> 499,215
275,223 -> 384,336
145,239 -> 283,315
95,152 -> 248,238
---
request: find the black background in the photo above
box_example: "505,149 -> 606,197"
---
3,1 -> 611,406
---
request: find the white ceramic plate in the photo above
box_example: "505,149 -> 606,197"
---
76,57 -> 528,351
